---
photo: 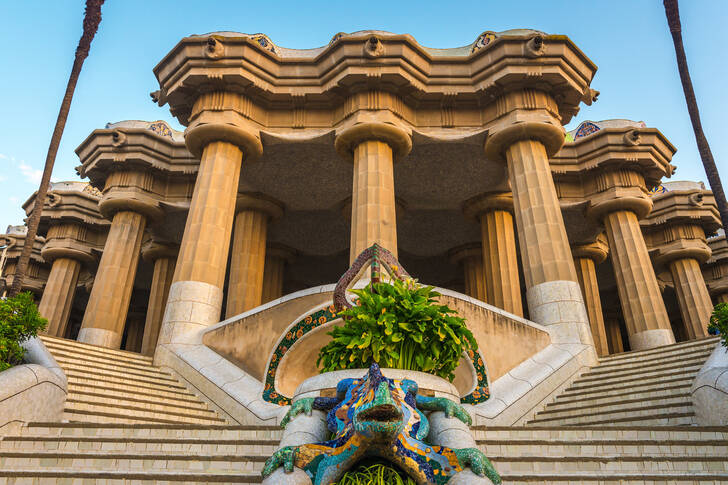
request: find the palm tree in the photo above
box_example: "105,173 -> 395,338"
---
663,0 -> 728,232
8,0 -> 105,297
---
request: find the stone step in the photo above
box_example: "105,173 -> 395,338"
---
63,402 -> 226,425
536,394 -> 692,420
50,348 -> 173,376
0,436 -> 279,455
39,335 -> 153,364
478,438 -> 728,457
64,394 -> 219,420
65,372 -> 190,396
563,364 -> 702,393
0,451 -> 267,473
551,376 -> 693,405
575,356 -> 708,383
0,469 -> 263,484
527,404 -> 696,427
59,361 -> 182,388
472,426 -> 728,440
592,346 -> 714,374
19,423 -> 282,440
489,455 -> 728,473
596,337 -> 719,365
66,382 -> 205,406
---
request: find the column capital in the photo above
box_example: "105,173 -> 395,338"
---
235,193 -> 284,220
41,222 -> 99,267
266,242 -> 297,264
334,122 -> 412,161
571,233 -> 609,264
98,170 -> 165,222
448,242 -> 482,265
462,192 -> 514,220
585,169 -> 653,222
185,91 -> 264,160
484,90 -> 565,162
652,238 -> 712,268
141,240 -> 179,263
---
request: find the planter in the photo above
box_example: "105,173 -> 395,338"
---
691,341 -> 728,425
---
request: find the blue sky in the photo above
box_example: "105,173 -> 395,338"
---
0,1 -> 726,231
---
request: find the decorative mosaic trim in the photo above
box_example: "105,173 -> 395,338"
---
329,32 -> 346,45
459,349 -> 490,404
573,121 -> 601,139
148,121 -> 173,138
471,31 -> 497,53
263,304 -> 339,406
251,34 -> 276,54
649,184 -> 668,197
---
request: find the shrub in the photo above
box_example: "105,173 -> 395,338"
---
0,292 -> 47,372
708,302 -> 728,348
333,462 -> 415,485
317,278 -> 477,381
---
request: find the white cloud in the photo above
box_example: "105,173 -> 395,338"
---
0,153 -> 8,160
9,196 -> 18,203
18,161 -> 42,184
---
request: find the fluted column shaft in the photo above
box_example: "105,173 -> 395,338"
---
462,254 -> 487,302
141,256 -> 175,356
262,254 -> 286,304
604,209 -> 674,350
480,209 -> 522,316
669,257 -> 713,340
506,139 -> 578,287
604,317 -> 624,354
124,315 -> 144,353
350,140 -> 398,262
79,210 -> 146,348
226,210 -> 268,318
39,257 -> 81,338
573,257 -> 609,356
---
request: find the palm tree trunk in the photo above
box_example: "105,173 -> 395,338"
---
8,0 -> 105,297
663,0 -> 728,232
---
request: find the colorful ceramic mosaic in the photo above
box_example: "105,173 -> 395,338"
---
649,184 -> 668,197
262,364 -> 501,485
329,32 -> 346,45
262,244 -> 491,406
573,121 -> 601,139
251,34 -> 277,54
148,121 -> 173,138
471,32 -> 497,53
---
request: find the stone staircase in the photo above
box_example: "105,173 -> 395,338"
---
527,336 -> 720,427
0,335 -> 726,483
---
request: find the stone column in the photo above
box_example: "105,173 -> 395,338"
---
225,195 -> 283,318
78,210 -> 147,348
335,123 -> 412,263
140,241 -> 177,356
669,258 -> 713,339
450,244 -> 487,302
261,244 -> 296,304
158,92 -> 264,349
464,193 -> 522,316
124,313 -> 145,353
484,90 -> 593,350
604,316 -> 624,354
587,169 -> 675,351
571,236 -> 610,357
39,257 -> 81,338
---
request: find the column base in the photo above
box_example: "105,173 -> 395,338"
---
156,280 -> 223,348
77,328 -> 122,349
628,328 -> 675,351
526,280 -> 595,347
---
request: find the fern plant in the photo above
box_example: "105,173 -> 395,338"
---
317,279 -> 477,382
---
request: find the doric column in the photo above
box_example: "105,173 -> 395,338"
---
704,235 -> 728,305
450,244 -> 487,302
159,91 -> 263,348
484,90 -> 593,349
78,210 -> 147,348
261,244 -> 296,304
571,235 -> 610,356
38,221 -> 99,338
604,316 -> 624,354
464,193 -> 522,316
669,258 -> 713,339
335,123 -> 412,263
140,241 -> 177,356
124,312 -> 145,353
225,195 -> 283,318
39,258 -> 81,337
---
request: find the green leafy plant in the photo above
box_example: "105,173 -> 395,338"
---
0,292 -> 47,372
317,279 -> 477,381
333,462 -> 415,485
708,302 -> 728,348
